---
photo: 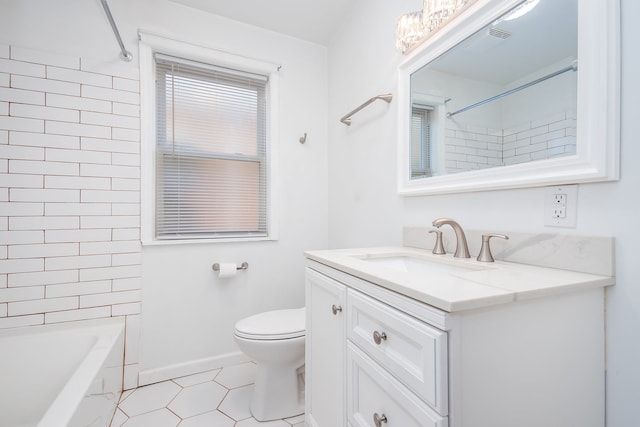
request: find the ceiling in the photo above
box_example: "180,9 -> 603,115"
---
170,0 -> 355,45
170,0 -> 577,86
425,0 -> 578,85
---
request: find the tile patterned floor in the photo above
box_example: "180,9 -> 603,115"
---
110,362 -> 306,427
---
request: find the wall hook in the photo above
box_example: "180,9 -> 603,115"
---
299,133 -> 307,144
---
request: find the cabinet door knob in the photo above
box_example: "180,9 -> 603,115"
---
373,412 -> 388,427
373,330 -> 387,345
331,304 -> 342,315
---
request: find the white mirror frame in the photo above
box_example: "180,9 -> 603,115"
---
397,0 -> 620,195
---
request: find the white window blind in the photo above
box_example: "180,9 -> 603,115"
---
155,54 -> 269,240
411,104 -> 433,178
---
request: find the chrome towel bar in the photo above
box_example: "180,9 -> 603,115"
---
340,93 -> 393,126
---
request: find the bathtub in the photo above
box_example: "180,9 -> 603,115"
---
0,317 -> 125,427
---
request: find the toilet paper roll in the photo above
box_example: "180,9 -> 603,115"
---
217,263 -> 237,278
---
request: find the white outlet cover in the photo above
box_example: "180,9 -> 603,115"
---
545,185 -> 578,228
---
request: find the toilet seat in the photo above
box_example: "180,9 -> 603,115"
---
235,308 -> 305,340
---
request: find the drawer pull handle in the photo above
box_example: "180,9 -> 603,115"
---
373,412 -> 388,427
373,330 -> 387,345
331,304 -> 342,315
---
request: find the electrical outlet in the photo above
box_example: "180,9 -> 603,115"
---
552,206 -> 566,218
553,194 -> 567,206
545,185 -> 577,227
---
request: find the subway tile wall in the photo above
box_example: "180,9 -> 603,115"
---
445,124 -> 503,174
445,110 -> 577,173
502,110 -> 576,166
0,44 -> 142,389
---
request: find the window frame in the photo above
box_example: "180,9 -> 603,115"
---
411,104 -> 434,178
410,93 -> 448,178
139,32 -> 280,245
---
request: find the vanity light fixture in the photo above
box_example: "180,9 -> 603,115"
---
396,11 -> 426,54
493,0 -> 540,25
396,0 -> 473,54
423,0 -> 471,33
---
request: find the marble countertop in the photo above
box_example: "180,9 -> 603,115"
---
304,246 -> 615,312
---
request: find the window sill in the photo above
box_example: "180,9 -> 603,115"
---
141,235 -> 278,246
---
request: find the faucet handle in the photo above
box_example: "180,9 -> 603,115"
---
476,233 -> 509,263
429,229 -> 446,255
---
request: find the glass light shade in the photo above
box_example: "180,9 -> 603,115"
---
423,0 -> 470,32
396,11 -> 426,54
396,0 -> 472,54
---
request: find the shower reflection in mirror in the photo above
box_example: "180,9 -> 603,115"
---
408,0 -> 577,180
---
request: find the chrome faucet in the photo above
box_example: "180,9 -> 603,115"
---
431,218 -> 471,258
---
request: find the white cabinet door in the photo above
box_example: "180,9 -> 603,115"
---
347,343 -> 448,427
306,267 -> 347,427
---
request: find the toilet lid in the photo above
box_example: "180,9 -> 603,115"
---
235,308 -> 305,340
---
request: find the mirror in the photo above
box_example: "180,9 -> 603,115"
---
397,0 -> 619,195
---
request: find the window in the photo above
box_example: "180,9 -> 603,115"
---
139,33 -> 279,243
411,104 -> 434,178
155,56 -> 267,239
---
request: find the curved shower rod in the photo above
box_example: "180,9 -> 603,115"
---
100,0 -> 133,62
340,93 -> 393,126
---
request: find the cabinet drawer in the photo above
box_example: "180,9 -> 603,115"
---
347,343 -> 448,427
347,289 -> 448,414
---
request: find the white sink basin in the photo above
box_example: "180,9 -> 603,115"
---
363,255 -> 484,276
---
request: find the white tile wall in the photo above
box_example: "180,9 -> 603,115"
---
0,87 -> 45,105
502,111 -> 576,166
444,124 -> 502,173
11,46 -> 80,69
0,45 -> 142,388
0,58 -> 45,78
112,302 -> 141,316
47,93 -> 112,113
444,110 -> 577,172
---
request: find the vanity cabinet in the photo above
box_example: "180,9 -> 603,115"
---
305,258 -> 607,427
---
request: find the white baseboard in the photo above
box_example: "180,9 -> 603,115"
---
138,351 -> 252,386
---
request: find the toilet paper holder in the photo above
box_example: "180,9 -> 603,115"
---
212,262 -> 249,271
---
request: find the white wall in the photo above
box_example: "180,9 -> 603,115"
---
0,0 -> 328,388
2,1 -> 637,422
327,0 -> 639,425
501,60 -> 577,128
413,69 -> 503,129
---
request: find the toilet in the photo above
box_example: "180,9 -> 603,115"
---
234,307 -> 305,421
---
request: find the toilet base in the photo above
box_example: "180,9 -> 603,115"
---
233,308 -> 306,421
250,362 -> 305,421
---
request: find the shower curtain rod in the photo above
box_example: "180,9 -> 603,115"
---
446,63 -> 577,119
100,0 -> 132,62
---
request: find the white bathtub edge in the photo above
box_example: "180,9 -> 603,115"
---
38,317 -> 125,427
